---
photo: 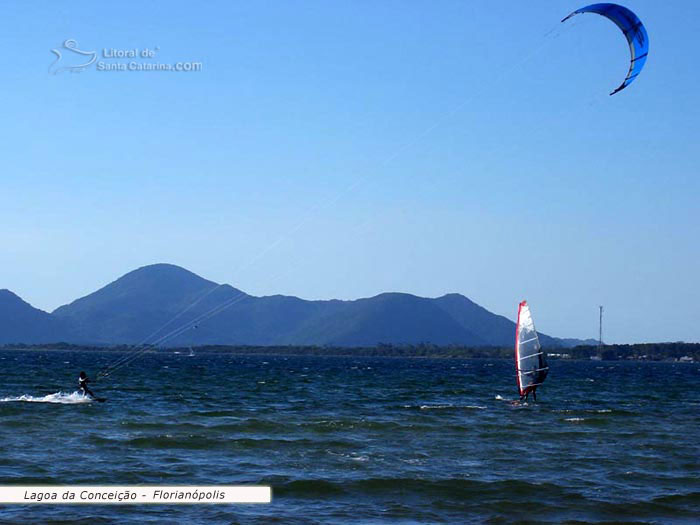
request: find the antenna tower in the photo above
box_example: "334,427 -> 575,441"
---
598,306 -> 603,348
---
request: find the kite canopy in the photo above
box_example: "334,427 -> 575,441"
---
562,3 -> 649,95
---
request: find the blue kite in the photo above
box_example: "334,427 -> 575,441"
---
562,3 -> 649,95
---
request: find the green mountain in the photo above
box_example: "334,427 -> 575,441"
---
0,263 -> 586,347
0,289 -> 70,344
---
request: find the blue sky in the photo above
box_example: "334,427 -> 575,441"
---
0,1 -> 697,343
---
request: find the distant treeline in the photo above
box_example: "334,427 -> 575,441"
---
563,342 -> 700,361
179,343 -> 516,359
2,341 -> 698,361
1,342 -> 507,358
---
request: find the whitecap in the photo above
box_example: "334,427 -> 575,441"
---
419,404 -> 486,410
0,391 -> 93,404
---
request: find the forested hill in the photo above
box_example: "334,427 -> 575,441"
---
2,263 -> 595,348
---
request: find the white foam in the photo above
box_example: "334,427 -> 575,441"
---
564,417 -> 585,422
0,391 -> 94,404
419,404 -> 486,410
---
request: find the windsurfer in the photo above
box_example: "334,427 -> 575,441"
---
521,365 -> 544,402
515,301 -> 549,403
529,386 -> 538,402
520,386 -> 537,402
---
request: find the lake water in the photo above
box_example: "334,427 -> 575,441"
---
1,349 -> 699,523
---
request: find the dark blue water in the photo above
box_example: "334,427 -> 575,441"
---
1,349 -> 699,524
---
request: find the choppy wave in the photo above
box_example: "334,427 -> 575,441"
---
0,391 -> 93,404
272,477 -> 578,500
1,352 -> 699,523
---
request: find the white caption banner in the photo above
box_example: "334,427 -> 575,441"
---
0,485 -> 271,504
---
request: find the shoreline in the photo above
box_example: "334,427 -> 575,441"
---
1,342 -> 698,363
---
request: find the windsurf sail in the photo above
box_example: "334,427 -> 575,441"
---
515,300 -> 549,397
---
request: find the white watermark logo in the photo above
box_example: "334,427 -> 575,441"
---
49,40 -> 202,74
0,485 -> 270,504
49,39 -> 97,75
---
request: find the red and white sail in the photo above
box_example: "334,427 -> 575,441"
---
515,300 -> 549,397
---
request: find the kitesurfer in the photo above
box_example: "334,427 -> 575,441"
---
78,371 -> 96,398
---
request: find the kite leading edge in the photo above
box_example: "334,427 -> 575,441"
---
562,3 -> 649,95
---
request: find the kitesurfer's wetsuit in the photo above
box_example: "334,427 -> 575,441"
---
78,372 -> 95,398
